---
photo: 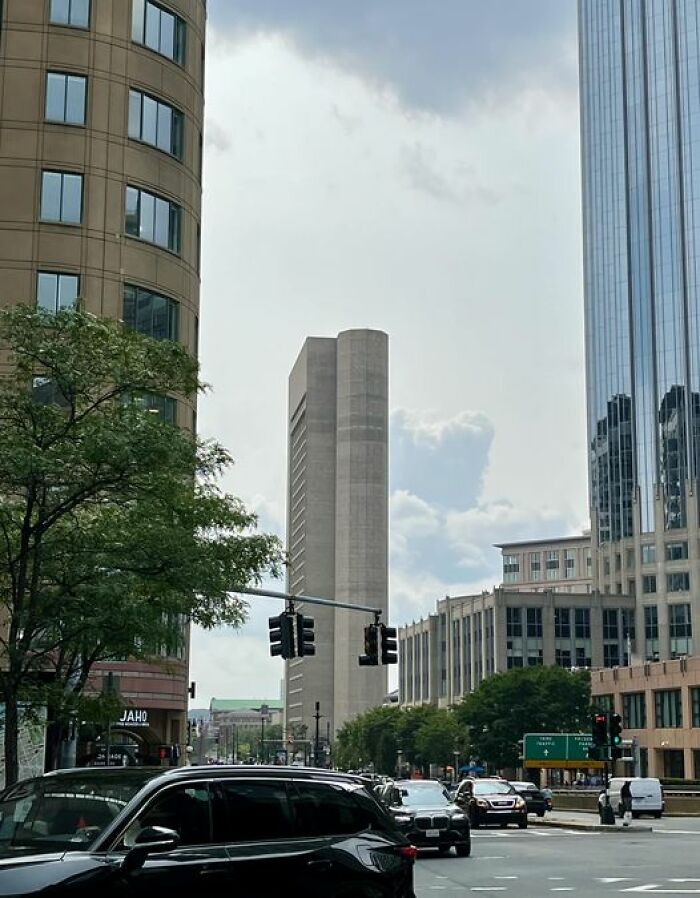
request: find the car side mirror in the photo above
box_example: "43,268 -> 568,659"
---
122,826 -> 180,875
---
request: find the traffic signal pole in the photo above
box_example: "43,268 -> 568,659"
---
239,586 -> 383,617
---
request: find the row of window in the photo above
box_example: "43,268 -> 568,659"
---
601,688 -> 700,730
51,0 -> 187,67
38,273 -> 179,342
502,549 -> 591,583
642,572 -> 691,593
46,70 -> 185,163
40,171 -> 183,255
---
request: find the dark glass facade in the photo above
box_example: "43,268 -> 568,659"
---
580,0 -> 700,541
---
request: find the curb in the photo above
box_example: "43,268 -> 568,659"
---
534,817 -> 653,834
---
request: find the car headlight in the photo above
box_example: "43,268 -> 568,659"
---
451,812 -> 466,820
394,815 -> 412,825
477,799 -> 489,808
515,797 -> 526,809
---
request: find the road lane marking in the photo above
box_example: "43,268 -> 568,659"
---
621,887 -> 700,894
655,830 -> 700,836
471,890 -> 507,893
494,876 -> 518,880
599,879 -> 634,884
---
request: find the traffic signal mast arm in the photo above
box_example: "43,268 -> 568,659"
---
240,586 -> 397,665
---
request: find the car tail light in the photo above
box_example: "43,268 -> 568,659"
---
396,845 -> 418,861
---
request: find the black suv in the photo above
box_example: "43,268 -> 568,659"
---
377,779 -> 471,857
0,766 -> 416,897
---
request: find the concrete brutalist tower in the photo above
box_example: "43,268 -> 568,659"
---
285,329 -> 388,748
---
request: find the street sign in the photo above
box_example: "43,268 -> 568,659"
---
523,732 -> 604,769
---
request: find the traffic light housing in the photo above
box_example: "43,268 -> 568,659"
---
269,612 -> 295,659
296,613 -> 316,657
609,713 -> 623,760
380,624 -> 398,665
359,624 -> 379,666
591,712 -> 608,747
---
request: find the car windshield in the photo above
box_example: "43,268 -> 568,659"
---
472,781 -> 515,796
0,771 -> 160,851
512,783 -> 537,791
398,783 -> 450,807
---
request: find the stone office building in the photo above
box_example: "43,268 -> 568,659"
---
399,589 -> 636,709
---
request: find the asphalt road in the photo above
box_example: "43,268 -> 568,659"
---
414,817 -> 700,896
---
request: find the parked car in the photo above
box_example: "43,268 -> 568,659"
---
509,781 -> 548,817
597,777 -> 664,819
454,778 -> 528,829
0,765 -> 416,897
378,779 -> 471,857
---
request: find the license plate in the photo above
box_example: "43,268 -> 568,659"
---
426,829 -> 440,838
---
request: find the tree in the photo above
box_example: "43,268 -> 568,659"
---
453,666 -> 591,770
0,306 -> 283,785
334,706 -> 400,774
414,713 -> 461,771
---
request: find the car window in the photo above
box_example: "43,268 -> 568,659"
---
122,784 -> 211,847
217,779 -> 294,842
289,782 -> 379,837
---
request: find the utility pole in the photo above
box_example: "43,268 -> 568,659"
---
314,701 -> 321,768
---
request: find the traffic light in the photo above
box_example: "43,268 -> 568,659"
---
296,613 -> 316,657
269,612 -> 295,659
359,624 -> 379,666
591,712 -> 608,747
380,624 -> 398,665
609,713 -> 623,760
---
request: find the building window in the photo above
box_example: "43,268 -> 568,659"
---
655,689 -> 683,728
49,0 -> 89,27
626,549 -> 635,570
45,72 -> 86,125
134,393 -> 177,424
528,552 -> 541,581
128,88 -> 183,158
603,609 -> 618,640
132,0 -> 186,65
503,554 -> 519,584
666,542 -> 688,561
575,645 -> 591,667
667,572 -> 690,593
506,606 -> 522,638
37,272 -> 79,312
622,693 -> 646,729
554,608 -> 571,638
603,644 -> 620,667
621,608 -> 636,641
692,688 -> 700,727
627,579 -> 635,595
644,605 -> 659,661
574,608 -> 590,639
594,694 -> 613,713
555,648 -> 572,668
604,557 -> 610,576
642,575 -> 656,594
526,607 -> 542,638
564,550 -> 576,579
669,603 -> 692,658
641,544 -> 656,565
41,171 -> 82,224
123,285 -> 178,341
125,185 -> 181,253
545,551 -> 559,580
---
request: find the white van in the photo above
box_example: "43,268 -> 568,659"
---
598,777 -> 664,819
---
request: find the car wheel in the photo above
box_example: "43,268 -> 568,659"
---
518,817 -> 528,829
437,846 -> 451,857
469,813 -> 480,829
631,811 -> 639,819
537,811 -> 545,818
456,841 -> 471,858
654,811 -> 662,819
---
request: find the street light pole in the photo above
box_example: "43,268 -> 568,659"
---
314,701 -> 321,768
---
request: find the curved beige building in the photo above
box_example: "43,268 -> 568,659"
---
0,0 -> 206,763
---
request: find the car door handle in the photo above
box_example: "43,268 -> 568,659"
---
307,859 -> 333,872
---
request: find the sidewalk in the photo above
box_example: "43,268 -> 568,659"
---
533,811 -> 653,833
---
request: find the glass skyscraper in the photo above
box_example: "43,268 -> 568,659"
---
580,0 -> 700,655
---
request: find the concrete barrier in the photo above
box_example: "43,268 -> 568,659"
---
552,789 -> 700,816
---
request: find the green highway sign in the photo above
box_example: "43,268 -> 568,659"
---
523,733 -> 604,769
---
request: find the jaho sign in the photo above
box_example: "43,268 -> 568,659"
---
118,709 -> 149,728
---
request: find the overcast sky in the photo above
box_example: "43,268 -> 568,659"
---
190,0 -> 586,709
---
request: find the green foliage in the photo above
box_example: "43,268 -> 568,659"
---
453,666 -> 592,770
0,306 -> 283,784
334,704 -> 470,775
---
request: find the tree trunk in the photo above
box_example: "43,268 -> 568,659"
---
3,687 -> 20,787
